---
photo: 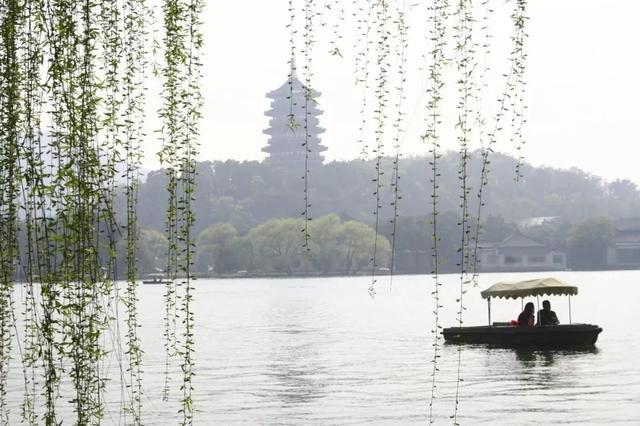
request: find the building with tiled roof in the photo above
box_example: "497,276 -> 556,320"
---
478,231 -> 566,272
606,217 -> 640,268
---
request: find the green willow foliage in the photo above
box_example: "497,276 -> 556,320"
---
325,0 -> 529,422
301,0 -> 315,250
452,0 -> 476,421
424,0 -> 448,421
309,3 -> 528,419
0,2 -> 21,423
387,0 -> 408,287
287,0 -> 297,132
367,0 -> 391,297
324,0 -> 345,57
354,0 -> 375,160
0,0 -> 202,424
1,0 -> 528,423
158,0 -> 203,422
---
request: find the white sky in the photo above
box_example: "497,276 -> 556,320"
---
143,0 -> 640,184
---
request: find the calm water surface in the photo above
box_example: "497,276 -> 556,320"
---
8,271 -> 640,424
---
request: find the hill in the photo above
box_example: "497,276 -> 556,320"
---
133,151 -> 640,235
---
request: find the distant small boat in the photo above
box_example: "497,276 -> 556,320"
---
443,277 -> 603,347
141,273 -> 171,285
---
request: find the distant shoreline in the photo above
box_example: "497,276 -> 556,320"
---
142,267 -> 640,281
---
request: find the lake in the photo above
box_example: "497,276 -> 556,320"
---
6,270 -> 640,424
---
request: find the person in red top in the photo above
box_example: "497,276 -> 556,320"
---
517,302 -> 535,326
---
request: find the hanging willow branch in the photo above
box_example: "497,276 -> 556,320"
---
354,0 -> 375,160
0,1 -> 22,421
0,0 -> 203,422
120,0 -> 147,422
511,0 -> 528,179
160,0 -> 183,404
301,0 -> 315,251
287,0 -> 298,132
452,0 -> 476,422
367,0 -> 390,297
424,0 -> 448,421
39,0 -> 111,421
467,0 -> 493,286
15,3 -> 46,423
159,0 -> 203,422
387,0 -> 408,288
470,0 -> 528,282
325,0 -> 344,57
0,0 -> 532,423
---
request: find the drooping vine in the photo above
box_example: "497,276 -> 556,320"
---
121,0 -> 148,421
97,0 -> 128,418
470,0 -> 528,283
387,0 -> 408,288
323,0 -> 345,57
16,4 -> 46,423
0,1 -> 533,423
452,0 -> 476,422
0,0 -> 204,423
159,0 -> 183,403
301,0 -> 315,251
0,1 -> 22,420
158,0 -> 203,421
354,0 -> 375,160
467,0 -> 493,286
41,0 -> 106,421
423,0 -> 448,421
511,0 -> 528,179
367,0 -> 391,297
287,0 -> 298,132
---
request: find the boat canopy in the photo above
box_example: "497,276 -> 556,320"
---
480,277 -> 578,300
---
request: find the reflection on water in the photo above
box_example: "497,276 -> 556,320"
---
513,349 -> 564,391
6,272 -> 640,424
514,347 -> 599,366
512,347 -> 601,389
266,326 -> 327,406
515,348 -> 556,365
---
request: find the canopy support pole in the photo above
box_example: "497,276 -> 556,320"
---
568,295 -> 572,324
487,298 -> 491,326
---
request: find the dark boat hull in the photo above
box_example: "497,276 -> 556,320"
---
442,324 -> 602,347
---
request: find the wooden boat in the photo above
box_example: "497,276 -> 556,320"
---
443,278 -> 603,347
141,273 -> 171,285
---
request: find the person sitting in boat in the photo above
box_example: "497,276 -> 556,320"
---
517,302 -> 535,326
536,300 -> 560,326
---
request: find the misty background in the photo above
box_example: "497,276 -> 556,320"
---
139,1 -> 640,184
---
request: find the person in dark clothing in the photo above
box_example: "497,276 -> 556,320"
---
537,300 -> 560,326
517,302 -> 535,326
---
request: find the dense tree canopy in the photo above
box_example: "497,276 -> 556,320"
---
133,152 -> 640,237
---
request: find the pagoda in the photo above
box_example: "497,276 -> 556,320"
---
262,69 -> 327,165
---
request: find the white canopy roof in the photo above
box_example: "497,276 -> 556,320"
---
480,277 -> 578,300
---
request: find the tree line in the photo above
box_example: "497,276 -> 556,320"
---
131,151 -> 640,238
123,215 -> 389,276
122,213 -> 624,277
115,151 -> 640,275
10,153 -> 635,278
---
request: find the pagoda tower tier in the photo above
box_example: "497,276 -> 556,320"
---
262,74 -> 327,165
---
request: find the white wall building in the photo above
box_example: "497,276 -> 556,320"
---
478,232 -> 566,272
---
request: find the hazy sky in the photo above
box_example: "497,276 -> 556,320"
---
144,1 -> 640,184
